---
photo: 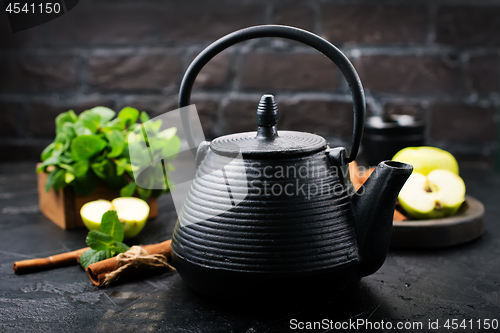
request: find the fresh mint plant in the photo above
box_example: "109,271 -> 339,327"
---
37,106 -> 181,200
80,210 -> 130,269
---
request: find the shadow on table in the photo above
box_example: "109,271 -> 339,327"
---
96,272 -> 393,333
191,279 -> 390,327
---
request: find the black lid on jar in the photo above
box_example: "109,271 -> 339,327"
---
364,115 -> 425,137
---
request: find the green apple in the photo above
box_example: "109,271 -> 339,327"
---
80,199 -> 113,231
111,197 -> 150,239
392,146 -> 459,175
398,169 -> 465,219
80,198 -> 150,239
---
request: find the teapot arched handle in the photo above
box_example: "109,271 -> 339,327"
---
179,25 -> 365,163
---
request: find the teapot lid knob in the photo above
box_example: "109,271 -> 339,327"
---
257,94 -> 278,127
256,94 -> 279,140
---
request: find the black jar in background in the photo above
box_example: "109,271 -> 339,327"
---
362,115 -> 425,167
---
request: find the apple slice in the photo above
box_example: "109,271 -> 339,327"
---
80,199 -> 113,231
80,198 -> 150,239
111,197 -> 150,239
398,169 -> 465,219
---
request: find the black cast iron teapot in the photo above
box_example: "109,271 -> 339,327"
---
171,25 -> 413,298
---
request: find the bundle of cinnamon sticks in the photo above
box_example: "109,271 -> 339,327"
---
86,241 -> 172,286
13,240 -> 172,286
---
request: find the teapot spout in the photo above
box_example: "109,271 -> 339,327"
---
351,161 -> 413,276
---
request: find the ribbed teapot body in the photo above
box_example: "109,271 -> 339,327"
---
171,148 -> 361,297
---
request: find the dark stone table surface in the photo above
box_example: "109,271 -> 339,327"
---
0,162 -> 499,332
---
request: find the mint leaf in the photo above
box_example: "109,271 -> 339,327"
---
137,187 -> 152,201
79,249 -> 108,269
52,169 -> 66,190
91,159 -> 126,189
37,155 -> 61,173
74,121 -> 92,136
101,210 -> 124,242
64,171 -> 75,184
140,111 -> 150,123
161,135 -> 181,161
61,122 -> 76,141
90,159 -> 110,179
45,168 -> 66,191
158,127 -> 177,141
55,110 -> 77,134
59,151 -> 73,164
86,230 -> 115,251
45,168 -> 57,192
78,110 -> 101,133
40,143 -> 55,161
91,160 -> 121,185
106,130 -> 125,158
143,119 -> 162,135
114,158 -> 127,176
114,242 -> 130,252
107,246 -> 127,257
72,160 -> 89,178
118,107 -> 139,125
80,213 -> 130,269
71,135 -> 107,161
103,117 -> 126,131
120,182 -> 137,197
58,163 -> 74,173
54,132 -> 71,154
90,106 -> 115,125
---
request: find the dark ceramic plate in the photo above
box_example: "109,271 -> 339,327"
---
391,195 -> 485,249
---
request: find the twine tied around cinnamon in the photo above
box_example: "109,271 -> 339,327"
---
100,245 -> 175,287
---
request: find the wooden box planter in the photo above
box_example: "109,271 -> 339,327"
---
37,165 -> 158,230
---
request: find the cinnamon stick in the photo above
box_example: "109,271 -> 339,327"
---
359,167 -> 375,184
393,209 -> 408,221
349,161 -> 363,190
86,240 -> 172,286
13,247 -> 90,274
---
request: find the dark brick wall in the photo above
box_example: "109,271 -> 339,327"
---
0,0 -> 499,167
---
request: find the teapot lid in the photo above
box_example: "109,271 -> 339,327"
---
210,95 -> 328,157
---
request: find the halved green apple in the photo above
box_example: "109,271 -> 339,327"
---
81,199 -> 113,231
393,146 -> 459,176
80,198 -> 150,239
111,197 -> 150,239
398,169 -> 465,219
